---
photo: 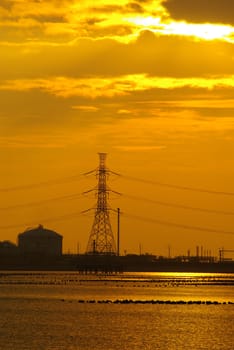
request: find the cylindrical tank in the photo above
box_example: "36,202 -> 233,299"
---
18,224 -> 63,256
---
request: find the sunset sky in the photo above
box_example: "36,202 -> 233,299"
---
0,0 -> 234,257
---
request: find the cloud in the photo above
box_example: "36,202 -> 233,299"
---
72,105 -> 100,112
163,0 -> 234,25
0,0 -> 13,11
1,0 -> 233,46
0,0 -> 154,43
0,73 -> 233,139
117,109 -> 132,114
0,32 -> 234,81
126,2 -> 145,13
0,1 -> 77,42
1,75 -> 234,99
0,88 -> 77,132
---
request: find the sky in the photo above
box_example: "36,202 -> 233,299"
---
0,0 -> 234,258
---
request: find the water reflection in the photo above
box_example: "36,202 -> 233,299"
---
0,271 -> 233,303
0,271 -> 233,350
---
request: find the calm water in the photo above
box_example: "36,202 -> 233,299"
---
0,272 -> 233,350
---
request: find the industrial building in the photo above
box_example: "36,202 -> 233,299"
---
18,224 -> 63,256
0,241 -> 18,256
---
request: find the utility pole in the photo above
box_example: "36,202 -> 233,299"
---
139,243 -> 142,255
168,245 -> 171,259
77,242 -> 80,255
117,207 -> 120,256
86,153 -> 117,255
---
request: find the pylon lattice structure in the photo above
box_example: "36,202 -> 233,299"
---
86,153 -> 117,255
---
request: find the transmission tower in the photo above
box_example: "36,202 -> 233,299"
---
86,153 -> 117,255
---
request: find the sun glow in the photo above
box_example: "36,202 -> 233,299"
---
125,16 -> 234,41
164,22 -> 234,41
125,16 -> 161,27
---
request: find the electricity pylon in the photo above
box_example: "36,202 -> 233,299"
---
85,153 -> 117,255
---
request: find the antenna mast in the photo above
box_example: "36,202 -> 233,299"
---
86,153 -> 117,255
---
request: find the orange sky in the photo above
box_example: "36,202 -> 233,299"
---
0,0 -> 234,257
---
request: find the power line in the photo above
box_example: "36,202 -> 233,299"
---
122,212 -> 234,236
0,210 -> 89,230
122,175 -> 234,196
123,193 -> 234,216
2,170 -> 234,198
0,174 -> 84,192
2,204 -> 233,237
0,188 -> 233,217
1,187 -> 234,218
0,193 -> 83,211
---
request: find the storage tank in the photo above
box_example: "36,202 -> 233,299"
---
18,224 -> 63,256
0,241 -> 18,256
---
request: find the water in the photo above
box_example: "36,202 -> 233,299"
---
0,272 -> 233,350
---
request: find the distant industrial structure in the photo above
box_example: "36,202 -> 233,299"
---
0,240 -> 18,256
0,227 -> 233,272
18,224 -> 63,256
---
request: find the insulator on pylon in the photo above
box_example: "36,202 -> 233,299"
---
86,153 -> 117,255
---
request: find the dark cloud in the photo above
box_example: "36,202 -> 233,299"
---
85,17 -> 104,26
111,85 -> 234,117
28,14 -> 67,23
0,15 -> 64,27
126,2 -> 145,13
133,0 -> 152,3
0,89 -> 73,129
90,1 -> 145,15
117,85 -> 233,103
163,0 -> 234,25
81,23 -> 133,39
90,5 -> 122,14
0,0 -> 13,10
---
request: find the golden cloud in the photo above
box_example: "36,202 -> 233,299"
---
72,105 -> 100,112
1,0 -> 233,44
1,75 -> 234,98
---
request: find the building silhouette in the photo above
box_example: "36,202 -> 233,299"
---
0,241 -> 18,256
18,224 -> 63,257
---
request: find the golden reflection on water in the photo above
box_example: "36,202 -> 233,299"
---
126,271 -> 230,279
